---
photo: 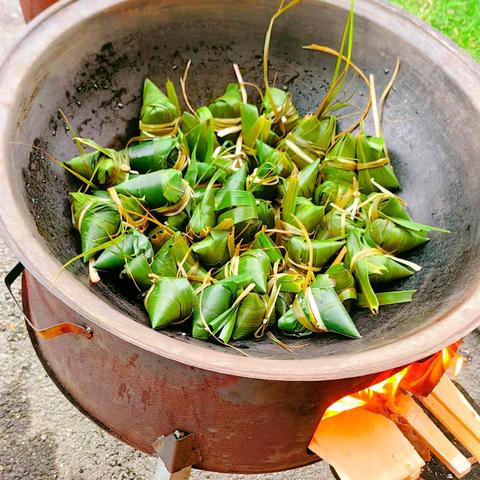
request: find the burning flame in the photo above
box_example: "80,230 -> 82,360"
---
450,354 -> 464,379
323,343 -> 464,421
322,396 -> 369,420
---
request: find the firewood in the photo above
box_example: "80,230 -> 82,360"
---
309,407 -> 425,480
393,393 -> 471,478
431,376 -> 480,443
420,394 -> 480,463
354,391 -> 431,462
383,411 -> 432,462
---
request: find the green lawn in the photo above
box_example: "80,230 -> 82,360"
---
389,0 -> 480,61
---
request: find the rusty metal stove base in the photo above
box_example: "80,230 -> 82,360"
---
2,0 -> 480,474
154,431 -> 202,479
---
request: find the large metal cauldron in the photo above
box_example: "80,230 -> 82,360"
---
0,0 -> 480,474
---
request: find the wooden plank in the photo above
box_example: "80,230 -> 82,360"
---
155,462 -> 191,480
420,394 -> 480,463
387,411 -> 432,462
431,376 -> 480,443
394,394 -> 471,478
309,408 -> 425,480
405,470 -> 423,480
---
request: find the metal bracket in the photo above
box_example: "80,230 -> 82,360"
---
153,431 -> 202,480
5,262 -> 92,339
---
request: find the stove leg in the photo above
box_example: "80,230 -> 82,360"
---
153,431 -> 201,480
154,459 -> 191,480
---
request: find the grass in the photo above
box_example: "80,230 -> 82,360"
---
389,0 -> 480,61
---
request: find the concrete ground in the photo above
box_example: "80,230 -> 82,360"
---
0,1 -> 479,479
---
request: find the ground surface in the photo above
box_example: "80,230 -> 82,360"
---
0,0 -> 479,479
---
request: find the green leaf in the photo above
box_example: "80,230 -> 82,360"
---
325,262 -> 357,304
192,283 -> 233,340
252,232 -> 283,264
281,175 -> 299,224
192,231 -> 232,268
294,197 -> 325,233
263,87 -> 299,133
221,165 -> 248,192
383,215 -> 450,234
311,286 -> 360,338
140,78 -> 178,127
165,79 -> 181,116
216,190 -> 256,211
322,133 -> 357,184
284,115 -> 336,169
208,83 -> 243,118
346,230 -> 379,314
356,133 -> 400,193
120,254 -> 153,290
357,290 -> 416,308
232,293 -> 266,341
66,138 -> 128,187
69,193 -> 121,262
145,277 -> 196,329
94,230 -> 154,270
127,137 -> 179,173
298,158 -> 321,198
115,169 -> 186,208
241,103 -> 272,148
188,183 -> 216,237
277,308 -> 310,337
169,232 -> 208,278
367,256 -> 414,284
287,237 -> 344,268
151,239 -> 178,277
277,273 -> 306,293
366,218 -> 429,254
238,249 -> 271,293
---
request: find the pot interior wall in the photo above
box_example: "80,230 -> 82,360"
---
11,0 -> 480,359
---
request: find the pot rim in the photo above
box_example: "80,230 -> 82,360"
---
1,0 -> 479,382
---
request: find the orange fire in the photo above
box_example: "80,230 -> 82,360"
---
323,342 -> 463,421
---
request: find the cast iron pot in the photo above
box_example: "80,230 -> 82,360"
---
0,0 -> 480,474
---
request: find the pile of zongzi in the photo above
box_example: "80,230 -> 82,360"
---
62,1 -> 447,346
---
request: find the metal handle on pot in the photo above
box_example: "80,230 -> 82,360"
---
5,262 -> 93,339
